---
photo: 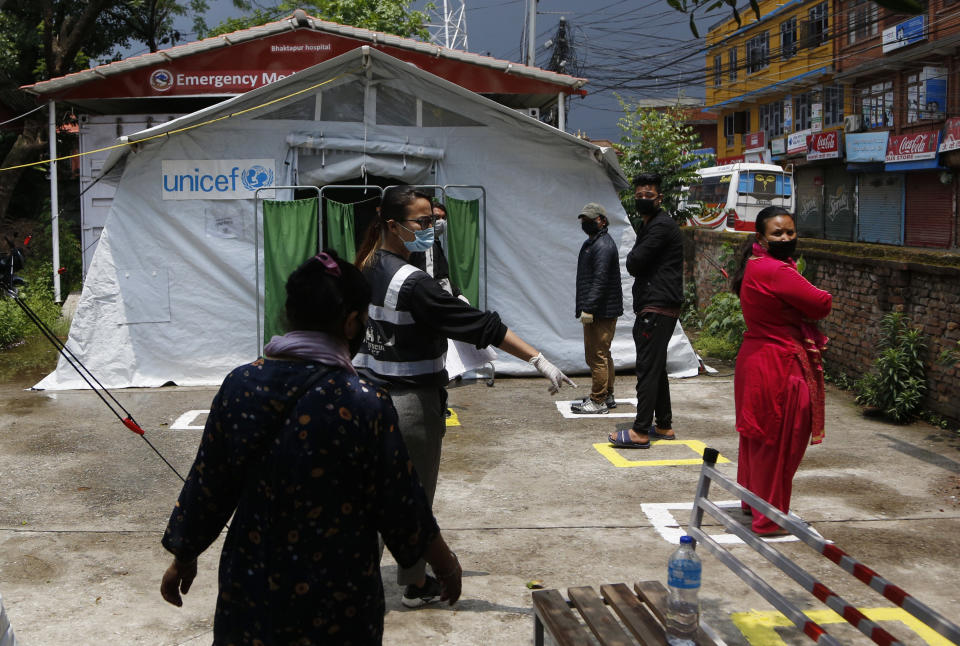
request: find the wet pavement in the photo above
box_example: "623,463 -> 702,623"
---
1,366 -> 959,645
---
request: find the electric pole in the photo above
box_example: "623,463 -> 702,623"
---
526,0 -> 537,66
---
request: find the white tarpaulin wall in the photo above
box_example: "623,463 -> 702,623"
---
37,47 -> 700,390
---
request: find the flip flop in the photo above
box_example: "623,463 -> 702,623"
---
608,428 -> 651,449
649,427 -> 678,441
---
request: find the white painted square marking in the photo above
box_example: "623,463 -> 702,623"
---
641,500 -> 823,545
171,410 -> 209,430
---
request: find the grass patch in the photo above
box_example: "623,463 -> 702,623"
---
693,333 -> 740,361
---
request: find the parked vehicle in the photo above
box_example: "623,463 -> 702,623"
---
683,163 -> 794,232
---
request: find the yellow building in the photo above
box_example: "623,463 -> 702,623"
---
705,0 -> 845,162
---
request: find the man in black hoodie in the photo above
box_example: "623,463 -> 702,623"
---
572,203 -> 624,414
609,173 -> 683,448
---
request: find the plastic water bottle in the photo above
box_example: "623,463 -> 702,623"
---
666,535 -> 701,646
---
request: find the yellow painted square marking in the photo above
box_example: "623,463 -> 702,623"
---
445,409 -> 461,427
593,439 -> 730,467
732,607 -> 953,646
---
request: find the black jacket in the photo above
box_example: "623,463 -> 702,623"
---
626,210 -> 683,311
575,228 -> 624,319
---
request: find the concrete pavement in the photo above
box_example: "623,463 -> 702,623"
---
1,367 -> 958,645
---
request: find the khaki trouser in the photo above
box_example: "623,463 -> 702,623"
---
582,316 -> 617,403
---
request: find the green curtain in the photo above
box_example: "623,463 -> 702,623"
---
262,197 -> 318,344
325,199 -> 357,262
445,196 -> 480,306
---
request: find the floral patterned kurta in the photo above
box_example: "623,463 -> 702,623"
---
163,358 -> 439,645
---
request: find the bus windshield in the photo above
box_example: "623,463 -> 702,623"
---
687,175 -> 731,205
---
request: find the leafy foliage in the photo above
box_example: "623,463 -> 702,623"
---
680,281 -> 700,330
615,99 -> 713,226
692,292 -> 745,360
207,0 -> 432,39
855,312 -> 928,423
0,261 -> 67,348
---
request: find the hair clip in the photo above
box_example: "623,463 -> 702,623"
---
313,252 -> 341,277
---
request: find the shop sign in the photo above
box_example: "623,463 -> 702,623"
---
939,117 -> 960,152
787,129 -> 811,155
771,137 -> 786,155
845,131 -> 889,162
717,155 -> 745,165
811,103 -> 822,132
783,98 -> 792,131
882,15 -> 926,53
743,131 -> 766,153
807,131 -> 840,160
885,131 -> 938,162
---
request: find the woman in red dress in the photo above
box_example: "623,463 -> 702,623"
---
731,206 -> 832,536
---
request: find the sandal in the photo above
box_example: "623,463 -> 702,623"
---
608,428 -> 651,449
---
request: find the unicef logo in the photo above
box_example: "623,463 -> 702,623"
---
149,69 -> 174,92
241,165 -> 274,190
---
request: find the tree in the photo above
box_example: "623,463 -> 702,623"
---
208,0 -> 432,40
615,97 -> 713,226
106,0 -> 210,53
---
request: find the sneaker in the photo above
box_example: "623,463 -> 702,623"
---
571,398 -> 608,414
401,575 -> 442,608
571,394 -> 616,411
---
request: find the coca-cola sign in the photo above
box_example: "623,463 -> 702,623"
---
886,131 -> 939,162
807,131 -> 840,160
939,117 -> 960,152
744,131 -> 765,152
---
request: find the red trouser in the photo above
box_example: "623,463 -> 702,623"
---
736,374 -> 811,534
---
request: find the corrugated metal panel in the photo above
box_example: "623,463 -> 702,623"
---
904,172 -> 953,248
858,173 -> 903,244
823,165 -> 855,241
796,168 -> 824,238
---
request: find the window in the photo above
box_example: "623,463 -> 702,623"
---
823,84 -> 844,126
781,17 -> 797,60
847,0 -> 878,44
906,67 -> 947,123
759,100 -> 785,140
857,81 -> 894,128
724,113 -> 737,147
728,48 -> 738,82
794,91 -> 813,131
746,32 -> 769,74
808,2 -> 829,48
714,55 -> 722,87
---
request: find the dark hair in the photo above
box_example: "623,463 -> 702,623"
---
355,186 -> 433,269
730,206 -> 795,296
285,249 -> 370,334
632,172 -> 662,192
432,201 -> 447,216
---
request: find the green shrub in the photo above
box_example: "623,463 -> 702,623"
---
0,261 -> 67,348
854,312 -> 927,423
680,281 -> 700,330
693,332 -> 740,360
700,292 -> 745,346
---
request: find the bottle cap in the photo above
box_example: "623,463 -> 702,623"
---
680,535 -> 693,544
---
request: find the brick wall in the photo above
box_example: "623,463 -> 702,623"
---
683,229 -> 960,422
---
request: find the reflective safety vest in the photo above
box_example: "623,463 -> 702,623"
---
354,250 -> 448,387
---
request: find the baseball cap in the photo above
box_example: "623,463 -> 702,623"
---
579,203 -> 606,220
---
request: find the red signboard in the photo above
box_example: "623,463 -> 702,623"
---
716,155 -> 745,165
807,130 -> 840,161
886,130 -> 939,162
743,131 -> 765,152
29,29 -> 583,100
940,117 -> 960,152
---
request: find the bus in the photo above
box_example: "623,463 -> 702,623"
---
684,163 -> 794,232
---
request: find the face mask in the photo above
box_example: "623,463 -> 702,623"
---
400,225 -> 435,253
433,219 -> 446,236
636,198 -> 658,215
581,219 -> 600,236
766,238 -> 797,260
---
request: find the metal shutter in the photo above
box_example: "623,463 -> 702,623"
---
858,173 -> 903,245
904,172 -> 954,248
795,168 -> 824,238
823,165 -> 856,241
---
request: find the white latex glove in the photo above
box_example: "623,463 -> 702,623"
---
579,312 -> 594,325
457,294 -> 470,305
528,352 -> 576,394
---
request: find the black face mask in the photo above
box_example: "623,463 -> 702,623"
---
636,198 -> 658,215
766,238 -> 797,260
581,219 -> 600,236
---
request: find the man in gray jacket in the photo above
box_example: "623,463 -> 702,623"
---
572,203 -> 624,414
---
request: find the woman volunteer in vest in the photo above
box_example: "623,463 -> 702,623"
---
354,186 -> 574,607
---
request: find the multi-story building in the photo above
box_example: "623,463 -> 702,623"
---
705,0 -> 960,249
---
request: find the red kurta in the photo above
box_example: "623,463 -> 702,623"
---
735,244 -> 832,534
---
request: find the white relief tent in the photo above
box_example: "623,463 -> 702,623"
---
36,47 -> 700,390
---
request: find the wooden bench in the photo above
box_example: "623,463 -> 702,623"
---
532,580 -> 723,646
